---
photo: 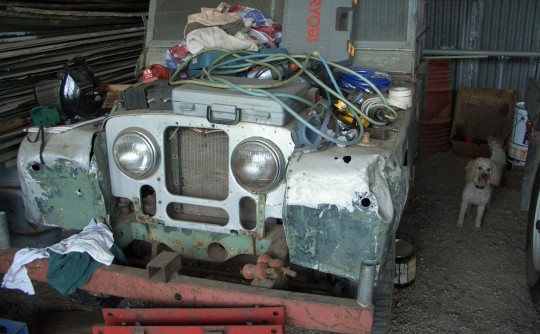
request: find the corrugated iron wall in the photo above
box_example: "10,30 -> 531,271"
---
2,1 -> 539,124
424,0 -> 540,101
0,1 -> 148,122
0,0 -> 149,164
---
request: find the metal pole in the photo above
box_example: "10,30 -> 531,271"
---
356,259 -> 377,307
0,212 -> 10,250
351,0 -> 362,42
0,130 -> 25,143
423,49 -> 540,58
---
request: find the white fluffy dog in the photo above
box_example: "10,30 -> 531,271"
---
456,139 -> 505,230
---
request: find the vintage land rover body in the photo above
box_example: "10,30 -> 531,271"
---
15,1 -> 423,333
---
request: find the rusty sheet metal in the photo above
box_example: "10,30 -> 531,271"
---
101,307 -> 285,326
283,103 -> 415,281
114,221 -> 272,262
92,325 -> 284,334
17,121 -> 107,229
0,250 -> 374,333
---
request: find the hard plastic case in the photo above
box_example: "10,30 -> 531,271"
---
172,77 -> 309,126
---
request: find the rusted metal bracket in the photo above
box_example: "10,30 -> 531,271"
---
92,325 -> 284,334
100,307 -> 285,326
0,249 -> 374,333
146,251 -> 182,283
93,307 -> 285,334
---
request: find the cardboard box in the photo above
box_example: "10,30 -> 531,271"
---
101,84 -> 131,110
450,88 -> 516,157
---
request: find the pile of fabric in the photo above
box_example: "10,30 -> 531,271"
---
1,219 -> 124,295
166,2 -> 281,72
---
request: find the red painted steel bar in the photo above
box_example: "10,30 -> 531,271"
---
0,249 -> 373,333
92,325 -> 284,334
102,307 -> 285,326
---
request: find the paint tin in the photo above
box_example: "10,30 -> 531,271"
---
0,211 -> 10,250
507,102 -> 529,166
394,239 -> 416,286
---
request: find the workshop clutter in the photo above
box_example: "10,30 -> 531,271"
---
135,3 -> 412,154
165,51 -> 405,152
166,2 -> 281,73
135,19 -> 408,154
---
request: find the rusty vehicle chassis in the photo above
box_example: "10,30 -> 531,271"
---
0,249 -> 373,333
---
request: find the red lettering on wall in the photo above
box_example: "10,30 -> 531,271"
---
307,15 -> 320,27
306,0 -> 322,42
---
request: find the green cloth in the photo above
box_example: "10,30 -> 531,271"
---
46,249 -> 101,295
46,244 -> 127,295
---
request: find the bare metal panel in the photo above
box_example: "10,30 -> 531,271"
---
351,0 -> 424,74
106,112 -> 295,235
281,0 -> 353,62
354,0 -> 408,42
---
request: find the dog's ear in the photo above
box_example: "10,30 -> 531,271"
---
490,162 -> 502,186
465,159 -> 477,181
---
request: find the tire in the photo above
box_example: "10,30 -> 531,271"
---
526,166 -> 540,312
372,238 -> 396,334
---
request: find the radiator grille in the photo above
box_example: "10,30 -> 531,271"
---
165,127 -> 229,200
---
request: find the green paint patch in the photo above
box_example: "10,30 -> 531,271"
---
115,221 -> 271,262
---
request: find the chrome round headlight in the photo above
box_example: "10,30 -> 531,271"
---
231,138 -> 285,193
113,129 -> 159,179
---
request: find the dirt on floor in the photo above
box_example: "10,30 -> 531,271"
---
1,150 -> 540,333
391,150 -> 540,333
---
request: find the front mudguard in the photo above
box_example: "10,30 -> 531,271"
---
283,146 -> 409,281
17,123 -> 113,229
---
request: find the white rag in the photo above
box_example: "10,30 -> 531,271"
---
186,26 -> 259,54
1,219 -> 114,295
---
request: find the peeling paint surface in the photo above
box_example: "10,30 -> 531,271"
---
114,218 -> 272,262
283,105 -> 416,280
15,86 -> 418,282
286,152 -> 375,212
17,122 -> 107,229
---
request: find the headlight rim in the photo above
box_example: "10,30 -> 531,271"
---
231,137 -> 285,193
112,127 -> 160,180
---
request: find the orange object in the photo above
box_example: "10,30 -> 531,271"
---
257,254 -> 285,268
